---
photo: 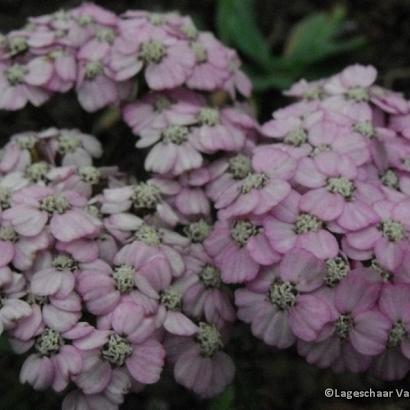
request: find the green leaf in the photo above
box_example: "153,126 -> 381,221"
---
209,385 -> 235,410
0,336 -> 11,353
216,0 -> 282,69
284,5 -> 365,65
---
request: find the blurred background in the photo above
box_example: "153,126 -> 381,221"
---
1,0 -> 410,409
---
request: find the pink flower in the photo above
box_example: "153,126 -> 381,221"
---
297,273 -> 388,373
76,57 -> 130,112
186,33 -> 230,90
43,49 -> 77,93
183,246 -> 236,326
3,186 -> 101,242
165,322 -> 235,397
189,105 -> 253,154
205,152 -> 253,204
73,303 -> 165,392
0,132 -> 40,173
216,147 -> 293,219
0,219 -> 50,270
0,57 -> 53,110
19,322 -> 85,392
110,27 -> 195,89
101,182 -> 179,226
324,64 -> 377,103
345,199 -> 410,270
123,88 -> 204,135
295,151 -> 378,231
222,49 -> 252,98
264,190 -> 339,259
112,222 -> 188,290
153,170 -> 211,218
11,289 -> 81,339
0,267 -> 31,334
137,116 -> 204,176
370,284 -> 410,380
30,254 -> 79,298
235,248 -> 329,347
39,128 -> 103,167
205,217 -> 280,283
77,259 -> 159,316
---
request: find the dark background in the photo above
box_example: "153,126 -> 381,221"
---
1,1 -> 410,409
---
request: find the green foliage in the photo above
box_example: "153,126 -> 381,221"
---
216,0 -> 365,91
209,385 -> 235,410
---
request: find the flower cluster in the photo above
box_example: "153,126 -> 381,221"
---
0,3 -> 250,112
0,126 -> 236,409
215,64 -> 410,381
2,2 -> 410,409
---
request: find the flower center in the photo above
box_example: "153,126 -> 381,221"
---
303,87 -> 322,100
6,64 -> 28,85
35,328 -> 63,357
182,22 -> 198,40
95,28 -> 115,43
112,265 -> 135,293
131,183 -> 162,211
294,213 -> 322,234
16,134 -> 37,150
326,176 -> 355,199
26,293 -> 48,306
183,219 -> 211,243
387,320 -> 407,348
380,169 -> 399,190
0,225 -> 19,242
160,289 -> 182,311
284,128 -> 307,146
310,144 -> 332,157
0,187 -> 11,210
199,265 -> 222,288
240,173 -> 268,194
162,125 -> 189,145
269,280 -> 297,310
25,162 -> 49,182
196,322 -> 223,357
346,87 -> 369,102
77,14 -> 94,27
8,36 -> 28,56
198,108 -> 220,126
191,41 -> 208,63
58,135 -> 81,154
353,121 -> 375,138
230,220 -> 259,247
101,333 -> 133,367
335,314 -> 353,339
154,95 -> 172,112
84,60 -> 104,80
149,13 -> 165,26
86,205 -> 102,220
228,154 -> 252,180
40,195 -> 71,214
52,255 -> 77,271
380,219 -> 406,242
79,166 -> 102,185
139,40 -> 166,64
134,224 -> 162,246
325,256 -> 349,287
370,259 -> 392,281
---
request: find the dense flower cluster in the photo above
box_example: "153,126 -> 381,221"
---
2,3 -> 410,410
224,64 -> 410,380
0,3 -> 250,112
